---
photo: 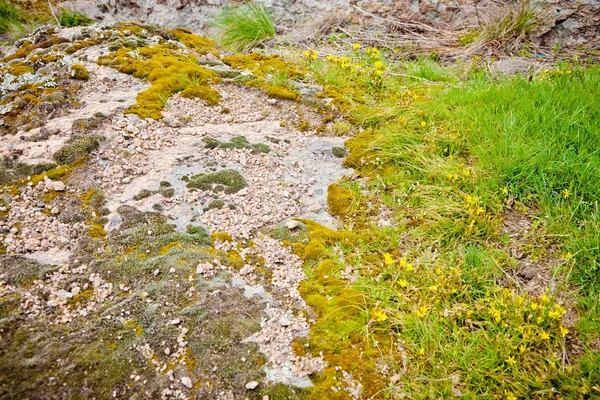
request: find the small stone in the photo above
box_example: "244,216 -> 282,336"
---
170,319 -> 181,325
122,177 -> 131,184
181,376 -> 192,388
164,347 -> 171,355
285,220 -> 300,230
280,318 -> 291,327
153,268 -> 160,276
170,267 -> 176,273
245,381 -> 259,390
267,98 -> 277,105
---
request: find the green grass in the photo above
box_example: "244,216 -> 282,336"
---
293,45 -> 600,398
213,2 -> 275,51
0,0 -> 24,35
59,9 -> 93,27
473,0 -> 538,51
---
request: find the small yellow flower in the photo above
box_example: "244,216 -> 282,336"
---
505,392 -> 517,400
375,69 -> 383,76
399,257 -> 407,267
420,121 -> 427,127
540,331 -> 550,340
326,55 -> 337,62
417,347 -> 425,355
384,252 -> 394,265
352,43 -> 361,50
372,309 -> 388,322
501,186 -> 509,195
562,189 -> 570,199
405,263 -> 415,273
530,302 -> 539,311
505,355 -> 517,366
560,326 -> 569,337
374,61 -> 383,69
519,344 -> 527,353
415,305 -> 429,317
564,252 -> 573,260
398,279 -> 408,288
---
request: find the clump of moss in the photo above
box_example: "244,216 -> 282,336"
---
204,199 -> 225,211
327,184 -> 355,218
202,136 -> 270,154
53,134 -> 103,165
69,64 -> 89,81
98,43 -> 221,119
331,146 -> 347,158
59,9 -> 93,27
297,119 -> 311,132
267,85 -> 300,101
187,169 -> 246,194
180,85 -> 220,105
222,54 -> 305,80
133,189 -> 154,201
71,116 -> 100,133
7,62 -> 33,76
168,28 -> 219,56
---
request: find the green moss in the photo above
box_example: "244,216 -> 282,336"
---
180,85 -> 220,105
267,85 -> 300,101
133,189 -> 154,200
331,146 -> 347,158
187,169 -> 246,194
327,184 -> 354,218
71,116 -> 101,133
204,199 -> 225,211
203,136 -> 270,154
53,134 -> 103,165
69,64 -> 89,81
222,54 -> 305,79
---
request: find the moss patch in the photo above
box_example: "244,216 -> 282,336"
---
69,64 -> 89,81
187,169 -> 247,194
53,134 -> 103,165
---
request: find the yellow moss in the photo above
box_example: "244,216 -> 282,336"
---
179,85 -> 220,105
168,28 -> 219,56
88,223 -> 106,240
211,232 -> 232,242
222,54 -> 305,79
159,241 -> 181,255
98,44 -> 221,119
266,85 -> 301,101
69,64 -> 89,81
2,35 -> 69,62
297,119 -> 311,131
327,184 -> 354,218
303,241 -> 328,260
7,62 -> 33,76
29,157 -> 85,185
342,129 -> 379,170
65,38 -> 102,55
124,319 -> 143,337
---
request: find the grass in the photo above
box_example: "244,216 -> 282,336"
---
59,9 -> 93,27
472,0 -> 538,52
213,2 -> 275,51
0,0 -> 24,37
292,45 -> 600,398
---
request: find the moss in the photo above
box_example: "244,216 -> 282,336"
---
203,136 -> 270,154
158,187 -> 174,198
133,189 -> 154,200
2,35 -> 69,62
71,116 -> 101,133
331,146 -> 347,158
267,85 -> 301,101
168,28 -> 219,56
7,62 -> 33,76
186,225 -> 209,236
211,232 -> 233,242
327,184 -> 354,218
222,54 -> 305,79
98,43 -> 221,119
204,199 -> 225,211
53,134 -> 103,165
297,119 -> 311,132
180,85 -> 220,105
187,169 -> 246,194
69,64 -> 89,81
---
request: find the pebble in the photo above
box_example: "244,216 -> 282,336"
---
285,220 -> 300,230
245,381 -> 259,390
181,377 -> 192,388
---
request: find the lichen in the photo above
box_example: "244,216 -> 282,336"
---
53,134 -> 103,165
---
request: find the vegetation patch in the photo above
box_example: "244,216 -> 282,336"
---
58,9 -> 93,27
213,2 -> 275,51
98,40 -> 221,119
69,64 -> 89,81
53,134 -> 103,165
202,135 -> 270,154
186,169 -> 247,194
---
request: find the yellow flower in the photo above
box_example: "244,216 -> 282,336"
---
375,69 -> 383,76
560,326 -> 569,337
352,43 -> 361,50
505,392 -> 517,400
398,279 -> 408,288
417,347 -> 425,355
530,302 -> 539,311
326,55 -> 337,62
405,263 -> 415,273
415,305 -> 429,317
372,309 -> 388,322
562,189 -> 570,199
519,344 -> 527,353
421,121 -> 427,127
505,355 -> 517,366
501,186 -> 509,195
564,252 -> 573,260
399,257 -> 407,267
384,252 -> 394,265
540,331 -> 550,340
374,61 -> 383,69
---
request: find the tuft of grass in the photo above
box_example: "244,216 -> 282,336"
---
473,0 -> 538,51
213,2 -> 275,51
59,9 -> 93,27
0,0 -> 24,36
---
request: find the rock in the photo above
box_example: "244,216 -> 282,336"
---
57,289 -> 74,300
245,381 -> 259,390
181,376 -> 192,388
169,318 -> 181,325
43,176 -> 66,191
267,98 -> 277,105
25,238 -> 41,251
285,220 -> 300,230
164,347 -> 171,355
280,318 -> 291,327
